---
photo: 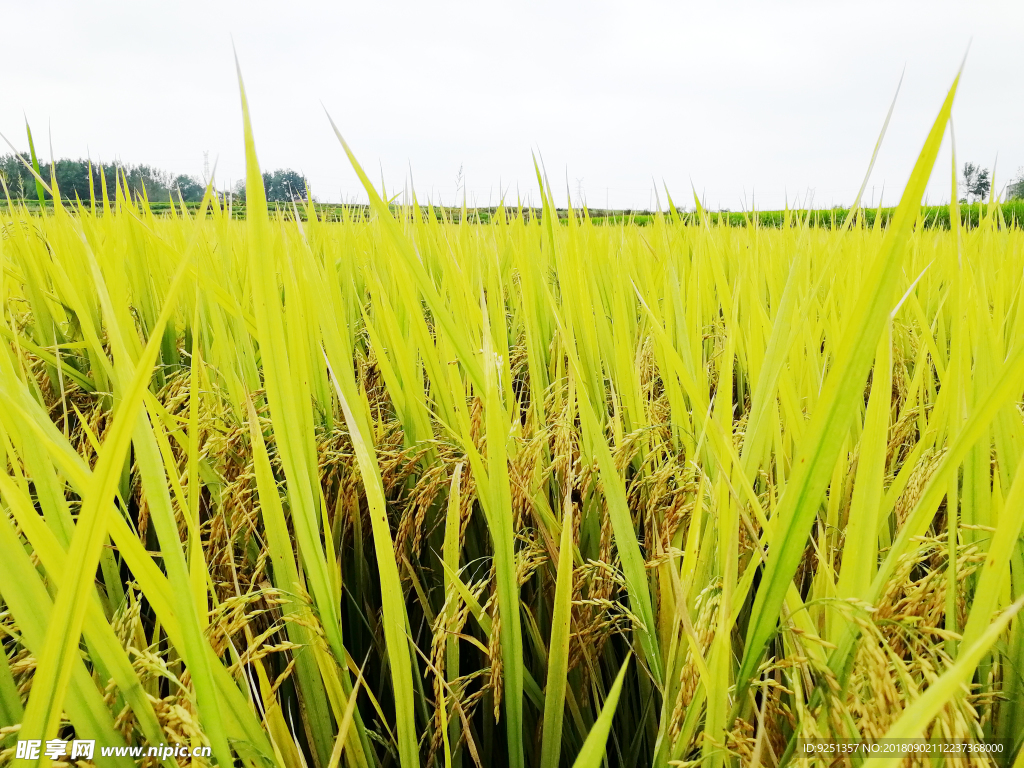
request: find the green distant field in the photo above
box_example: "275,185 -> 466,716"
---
5,197 -> 1022,228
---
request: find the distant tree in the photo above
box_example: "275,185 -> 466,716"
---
0,154 -> 30,199
50,159 -> 96,202
233,169 -> 309,203
1009,167 -> 1024,201
121,164 -> 172,201
172,174 -> 205,203
0,154 -> 310,207
0,155 -> 172,204
960,162 -> 992,204
0,153 -> 213,205
0,154 -> 114,203
265,169 -> 308,202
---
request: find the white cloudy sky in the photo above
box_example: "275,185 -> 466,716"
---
3,0 -> 1022,209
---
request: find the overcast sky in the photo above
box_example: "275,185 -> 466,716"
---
3,1 -> 1022,209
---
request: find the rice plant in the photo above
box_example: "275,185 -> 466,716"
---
2,66 -> 1024,767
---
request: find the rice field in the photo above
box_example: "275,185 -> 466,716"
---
2,71 -> 1024,767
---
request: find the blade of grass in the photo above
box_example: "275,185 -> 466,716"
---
539,485 -> 576,768
570,656 -> 631,768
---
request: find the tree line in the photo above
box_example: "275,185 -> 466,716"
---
0,154 -> 309,204
3,153 -> 1017,208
